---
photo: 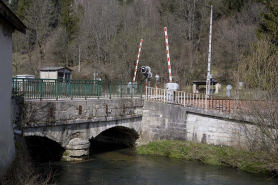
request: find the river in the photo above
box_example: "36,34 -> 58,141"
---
50,143 -> 278,185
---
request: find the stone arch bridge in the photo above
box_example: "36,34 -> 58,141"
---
17,99 -> 143,161
13,96 -> 263,161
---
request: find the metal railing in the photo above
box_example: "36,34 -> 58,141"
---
146,87 -> 237,113
12,78 -> 143,100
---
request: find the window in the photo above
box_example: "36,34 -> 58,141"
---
58,72 -> 64,79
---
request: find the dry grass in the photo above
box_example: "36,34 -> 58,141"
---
0,137 -> 57,185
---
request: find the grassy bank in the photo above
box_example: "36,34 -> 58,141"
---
137,140 -> 278,174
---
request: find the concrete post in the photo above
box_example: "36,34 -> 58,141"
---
193,84 -> 197,94
215,83 -> 219,94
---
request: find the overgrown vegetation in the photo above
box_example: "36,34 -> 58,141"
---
137,140 -> 278,174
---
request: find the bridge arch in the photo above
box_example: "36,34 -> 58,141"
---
88,117 -> 142,141
92,126 -> 140,147
24,136 -> 65,162
22,116 -> 142,161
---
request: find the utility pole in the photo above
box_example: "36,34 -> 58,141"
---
93,71 -> 98,81
205,5 -> 213,109
78,45 -> 81,73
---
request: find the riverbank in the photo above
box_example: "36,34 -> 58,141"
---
0,136 -> 55,185
137,140 -> 278,174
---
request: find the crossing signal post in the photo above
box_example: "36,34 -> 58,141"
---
141,66 -> 152,98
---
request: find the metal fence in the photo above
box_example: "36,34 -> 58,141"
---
146,87 -> 238,113
12,78 -> 143,100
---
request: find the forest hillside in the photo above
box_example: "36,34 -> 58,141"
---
4,0 -> 277,87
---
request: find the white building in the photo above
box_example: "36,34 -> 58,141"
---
0,2 -> 26,174
40,67 -> 73,81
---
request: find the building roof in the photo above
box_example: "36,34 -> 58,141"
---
193,81 -> 218,85
40,67 -> 73,72
0,1 -> 26,34
15,74 -> 35,77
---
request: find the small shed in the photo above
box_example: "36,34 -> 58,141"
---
192,80 -> 219,94
40,67 -> 73,80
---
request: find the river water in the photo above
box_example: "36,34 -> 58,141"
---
51,144 -> 278,185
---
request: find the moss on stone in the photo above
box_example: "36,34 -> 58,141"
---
62,150 -> 70,157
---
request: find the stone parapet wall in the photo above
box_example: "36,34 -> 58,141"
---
140,101 -> 252,147
23,98 -> 144,125
186,113 -> 247,147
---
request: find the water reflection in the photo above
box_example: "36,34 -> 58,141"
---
53,144 -> 278,185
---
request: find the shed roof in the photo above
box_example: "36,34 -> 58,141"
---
0,1 -> 26,34
193,81 -> 218,85
40,67 -> 73,72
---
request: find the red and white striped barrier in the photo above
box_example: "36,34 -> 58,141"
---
133,39 -> 143,83
164,27 -> 172,83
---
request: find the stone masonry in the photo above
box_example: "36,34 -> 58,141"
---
140,101 -> 187,144
17,98 -> 262,161
21,98 -> 144,161
140,101 -> 256,148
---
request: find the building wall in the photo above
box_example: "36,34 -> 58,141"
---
40,71 -> 58,79
0,22 -> 15,174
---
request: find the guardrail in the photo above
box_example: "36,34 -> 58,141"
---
146,87 -> 237,113
12,78 -> 143,100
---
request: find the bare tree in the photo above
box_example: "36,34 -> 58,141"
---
25,0 -> 55,69
237,38 -> 278,155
